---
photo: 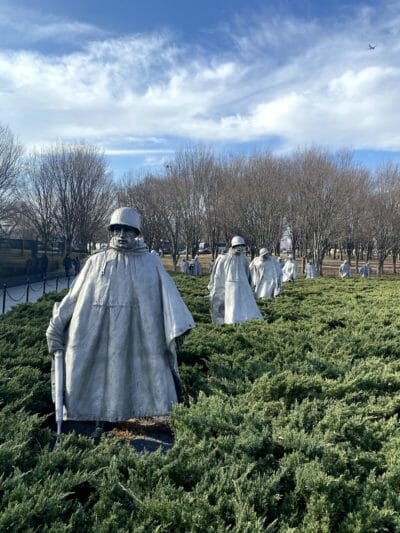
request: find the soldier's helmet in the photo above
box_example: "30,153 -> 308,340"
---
231,235 -> 245,247
108,207 -> 141,233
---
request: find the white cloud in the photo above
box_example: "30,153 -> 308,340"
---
0,4 -> 106,46
1,1 -> 400,162
104,148 -> 175,156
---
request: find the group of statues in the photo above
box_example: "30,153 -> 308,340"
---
339,259 -> 372,278
46,207 -> 374,436
207,236 -> 302,326
179,256 -> 202,276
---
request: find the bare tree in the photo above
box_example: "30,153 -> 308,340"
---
118,174 -> 183,270
286,148 -> 351,274
340,165 -> 372,271
72,149 -> 115,250
201,157 -> 227,257
0,124 -> 23,225
246,153 -> 287,256
19,152 -> 57,249
117,173 -> 166,252
166,146 -> 216,258
40,143 -> 114,252
370,163 -> 400,275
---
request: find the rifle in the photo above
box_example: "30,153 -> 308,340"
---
53,350 -> 64,441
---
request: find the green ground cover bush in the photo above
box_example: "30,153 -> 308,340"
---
1,275 -> 400,531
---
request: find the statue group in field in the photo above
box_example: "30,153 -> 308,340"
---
46,207 -> 374,436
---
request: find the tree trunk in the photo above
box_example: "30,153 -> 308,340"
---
355,249 -> 360,272
378,252 -> 385,276
366,244 -> 373,262
392,250 -> 397,274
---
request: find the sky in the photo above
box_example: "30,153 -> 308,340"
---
1,0 -> 400,179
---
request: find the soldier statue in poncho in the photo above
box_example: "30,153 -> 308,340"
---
46,207 -> 195,433
250,248 -> 282,299
208,235 -> 262,325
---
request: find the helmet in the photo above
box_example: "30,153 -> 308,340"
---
259,247 -> 270,257
231,235 -> 245,247
108,207 -> 141,233
288,254 -> 293,260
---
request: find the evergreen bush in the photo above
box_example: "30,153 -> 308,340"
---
1,276 -> 400,530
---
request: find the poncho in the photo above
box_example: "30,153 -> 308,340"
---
339,262 -> 352,278
282,258 -> 298,282
305,263 -> 318,279
250,256 -> 281,299
208,250 -> 262,325
46,242 -> 195,422
359,264 -> 372,278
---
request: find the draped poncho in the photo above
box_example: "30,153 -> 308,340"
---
208,250 -> 262,325
250,256 -> 281,299
46,243 -> 195,422
282,258 -> 298,282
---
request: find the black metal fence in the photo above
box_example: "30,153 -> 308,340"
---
1,275 -> 72,315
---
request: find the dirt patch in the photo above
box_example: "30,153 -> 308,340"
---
56,416 -> 174,453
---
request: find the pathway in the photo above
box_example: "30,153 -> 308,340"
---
1,276 -> 71,314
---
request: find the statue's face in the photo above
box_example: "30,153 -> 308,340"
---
232,245 -> 245,255
110,225 -> 138,250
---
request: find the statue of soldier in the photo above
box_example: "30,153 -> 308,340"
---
282,254 -> 298,282
250,248 -> 282,299
46,207 -> 195,436
305,260 -> 318,279
339,259 -> 352,278
359,262 -> 372,278
208,235 -> 262,325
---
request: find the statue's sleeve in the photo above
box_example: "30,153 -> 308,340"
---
153,258 -> 195,348
46,258 -> 93,354
244,256 -> 252,284
249,260 -> 258,288
207,255 -> 223,293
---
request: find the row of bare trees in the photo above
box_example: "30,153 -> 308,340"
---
21,144 -> 114,252
0,125 -> 23,224
117,146 -> 400,275
2,121 -> 400,274
0,124 -> 114,253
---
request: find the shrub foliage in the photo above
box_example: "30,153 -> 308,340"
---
1,276 -> 400,531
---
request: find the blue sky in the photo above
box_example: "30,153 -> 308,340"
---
1,0 -> 400,178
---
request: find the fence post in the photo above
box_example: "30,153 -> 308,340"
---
43,277 -> 47,296
56,276 -> 59,292
26,278 -> 30,303
2,284 -> 6,314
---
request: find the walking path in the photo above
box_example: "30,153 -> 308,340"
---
1,275 -> 71,314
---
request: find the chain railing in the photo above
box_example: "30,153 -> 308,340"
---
1,275 -> 72,314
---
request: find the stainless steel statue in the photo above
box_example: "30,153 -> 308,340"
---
250,248 -> 282,299
208,235 -> 262,325
47,207 -> 195,435
282,254 -> 298,282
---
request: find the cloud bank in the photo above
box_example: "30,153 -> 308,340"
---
1,1 -> 400,166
